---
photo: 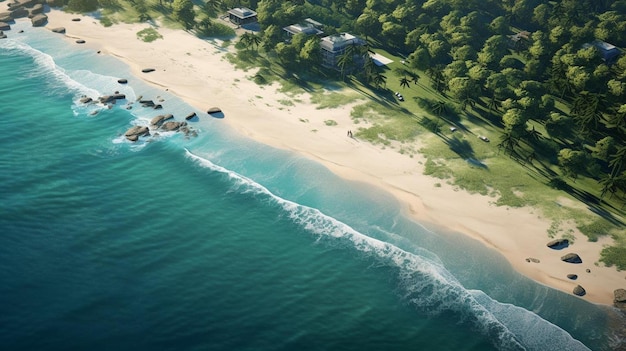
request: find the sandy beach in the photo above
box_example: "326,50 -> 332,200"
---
6,7 -> 625,305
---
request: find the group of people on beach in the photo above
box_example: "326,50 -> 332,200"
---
347,130 -> 353,138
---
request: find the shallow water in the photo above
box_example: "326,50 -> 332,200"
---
1,20 -> 624,351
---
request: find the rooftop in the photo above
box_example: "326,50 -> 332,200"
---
228,7 -> 257,19
320,33 -> 365,52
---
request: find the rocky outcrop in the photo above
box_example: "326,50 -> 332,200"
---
566,274 -> 578,280
0,30 -> 6,39
29,3 -> 43,15
561,253 -> 582,264
547,238 -> 569,250
124,126 -> 150,142
9,7 -> 28,19
79,96 -> 93,104
30,13 -> 47,27
0,12 -> 12,22
161,121 -> 185,132
615,289 -> 626,309
573,285 -> 586,296
140,99 -> 155,108
99,94 -> 126,104
150,114 -> 173,127
50,27 -> 65,34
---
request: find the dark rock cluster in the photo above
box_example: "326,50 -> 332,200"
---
78,92 -> 199,142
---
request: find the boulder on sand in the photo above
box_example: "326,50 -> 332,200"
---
50,27 -> 65,34
142,68 -> 155,73
573,285 -> 586,296
547,238 -> 569,250
566,274 -> 578,280
117,78 -> 128,84
561,253 -> 582,264
207,107 -> 221,114
30,13 -> 47,27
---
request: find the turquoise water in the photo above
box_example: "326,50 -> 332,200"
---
1,20 -> 624,351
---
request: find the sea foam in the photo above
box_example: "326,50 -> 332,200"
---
184,149 -> 591,351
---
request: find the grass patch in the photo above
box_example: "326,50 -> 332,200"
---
576,218 -> 614,242
600,246 -> 626,270
278,99 -> 294,107
137,27 -> 162,42
324,120 -> 338,126
310,92 -> 362,109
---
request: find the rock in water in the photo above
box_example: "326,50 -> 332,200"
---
561,253 -> 582,264
124,126 -> 150,141
161,121 -> 184,132
573,285 -> 586,296
117,78 -> 128,84
547,238 -> 569,250
150,114 -> 173,127
185,112 -> 196,120
207,107 -> 221,114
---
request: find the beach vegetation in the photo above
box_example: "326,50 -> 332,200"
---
67,0 -> 99,12
136,27 -> 162,42
172,0 -> 195,30
324,120 -> 337,126
215,0 -> 626,268
600,246 -> 626,271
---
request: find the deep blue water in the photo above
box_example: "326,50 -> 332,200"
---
1,20 -> 624,351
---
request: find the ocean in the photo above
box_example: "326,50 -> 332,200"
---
1,19 -> 624,351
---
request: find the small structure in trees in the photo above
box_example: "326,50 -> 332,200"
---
319,32 -> 366,70
583,40 -> 622,64
283,18 -> 324,39
227,7 -> 257,26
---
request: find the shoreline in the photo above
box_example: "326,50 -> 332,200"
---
7,8 -> 625,305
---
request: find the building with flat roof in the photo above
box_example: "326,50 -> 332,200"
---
583,40 -> 622,64
283,18 -> 324,38
319,33 -> 367,70
227,7 -> 257,25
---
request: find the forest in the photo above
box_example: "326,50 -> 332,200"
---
63,0 -> 626,267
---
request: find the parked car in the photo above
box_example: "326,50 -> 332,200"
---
478,135 -> 490,142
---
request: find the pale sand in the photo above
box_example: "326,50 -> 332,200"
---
9,8 -> 624,305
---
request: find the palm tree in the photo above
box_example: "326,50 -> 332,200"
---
461,97 -> 476,111
524,125 -> 543,144
239,32 -> 254,50
487,96 -> 501,112
432,100 -> 447,117
204,0 -> 222,16
337,45 -> 356,80
498,131 -> 519,156
411,74 -> 419,85
249,33 -> 261,51
599,173 -> 623,199
372,72 -> 387,89
399,76 -> 411,89
609,145 -> 626,176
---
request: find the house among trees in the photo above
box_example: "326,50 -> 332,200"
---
584,40 -> 622,64
227,7 -> 258,26
508,30 -> 530,49
283,18 -> 324,39
320,33 -> 367,70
